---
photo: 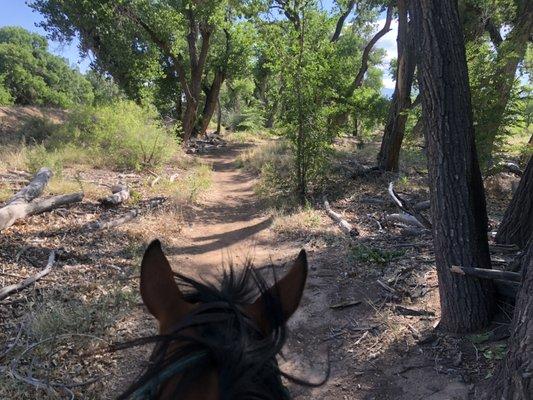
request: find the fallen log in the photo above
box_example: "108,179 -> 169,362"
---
388,182 -> 432,229
5,167 -> 52,206
99,184 -> 130,206
0,192 -> 83,231
323,196 -> 359,237
450,265 -> 521,283
413,200 -> 430,211
385,213 -> 427,229
0,251 -> 55,301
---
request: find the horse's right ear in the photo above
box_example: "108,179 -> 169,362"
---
140,240 -> 192,328
247,249 -> 308,334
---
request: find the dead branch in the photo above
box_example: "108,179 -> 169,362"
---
450,265 -> 521,283
413,200 -> 430,211
323,196 -> 359,237
387,182 -> 432,229
377,279 -> 397,294
89,197 -> 166,230
330,300 -> 362,310
0,251 -> 55,301
385,212 -> 426,228
5,167 -> 52,206
99,184 -> 130,206
0,193 -> 84,231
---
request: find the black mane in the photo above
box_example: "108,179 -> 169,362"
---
118,262 -> 291,400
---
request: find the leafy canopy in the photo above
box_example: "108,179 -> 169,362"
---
0,26 -> 93,107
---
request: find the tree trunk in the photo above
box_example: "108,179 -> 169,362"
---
484,236 -> 533,399
216,96 -> 222,135
377,0 -> 416,172
181,100 -> 198,142
496,157 -> 533,249
411,0 -> 495,332
198,70 -> 225,136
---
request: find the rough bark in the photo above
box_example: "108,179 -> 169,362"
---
216,96 -> 222,135
496,157 -> 533,249
199,70 -> 225,136
484,237 -> 533,399
5,167 -> 52,206
377,0 -> 416,172
411,0 -> 495,332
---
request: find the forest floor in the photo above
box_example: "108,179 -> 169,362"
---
0,135 -> 519,399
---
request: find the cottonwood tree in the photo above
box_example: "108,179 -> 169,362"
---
0,27 -> 93,107
267,0 -> 392,203
496,156 -> 533,249
483,236 -> 533,399
462,0 -> 533,167
410,0 -> 495,332
31,0 -> 257,142
377,0 -> 415,172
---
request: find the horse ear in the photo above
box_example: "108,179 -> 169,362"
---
248,249 -> 308,334
140,240 -> 191,327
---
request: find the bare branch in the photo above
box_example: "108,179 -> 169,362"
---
348,4 -> 393,94
331,0 -> 356,42
0,251 -> 56,301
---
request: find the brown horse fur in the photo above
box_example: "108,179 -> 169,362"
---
119,239 -> 308,399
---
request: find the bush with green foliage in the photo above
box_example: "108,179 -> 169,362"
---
11,101 -> 179,172
50,101 -> 179,170
0,26 -> 93,107
0,75 -> 13,105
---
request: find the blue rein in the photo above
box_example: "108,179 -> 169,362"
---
132,350 -> 209,399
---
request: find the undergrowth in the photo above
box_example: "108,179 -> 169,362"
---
0,101 -> 180,173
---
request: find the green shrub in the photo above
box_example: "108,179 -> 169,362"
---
228,107 -> 265,132
348,244 -> 406,265
0,76 -> 12,105
50,101 -> 179,170
25,144 -> 64,175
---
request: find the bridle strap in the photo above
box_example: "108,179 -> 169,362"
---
131,350 -> 209,399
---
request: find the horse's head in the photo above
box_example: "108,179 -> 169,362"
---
123,239 -> 308,399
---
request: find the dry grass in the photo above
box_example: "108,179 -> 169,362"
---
224,130 -> 274,144
272,207 -> 328,238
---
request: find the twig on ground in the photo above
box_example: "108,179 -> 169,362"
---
0,251 -> 56,301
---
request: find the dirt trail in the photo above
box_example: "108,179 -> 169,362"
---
165,143 -> 298,277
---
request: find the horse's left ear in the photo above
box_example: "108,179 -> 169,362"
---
140,240 -> 192,328
247,249 -> 308,333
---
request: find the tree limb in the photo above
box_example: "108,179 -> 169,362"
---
331,0 -> 356,42
0,251 -> 56,301
347,4 -> 393,94
323,196 -> 359,237
0,193 -> 84,231
388,182 -> 432,229
5,167 -> 52,206
450,265 -> 521,283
